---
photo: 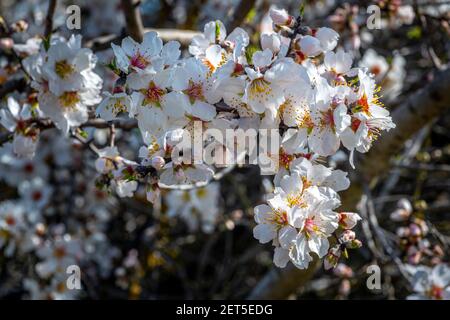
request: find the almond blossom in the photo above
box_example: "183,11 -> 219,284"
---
112,31 -> 164,74
23,35 -> 102,134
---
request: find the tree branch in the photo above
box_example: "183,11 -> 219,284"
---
120,0 -> 144,42
341,67 -> 450,211
0,78 -> 27,99
44,0 -> 57,38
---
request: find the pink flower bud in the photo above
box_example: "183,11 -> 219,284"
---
346,239 -> 362,249
175,168 -> 186,182
338,212 -> 361,229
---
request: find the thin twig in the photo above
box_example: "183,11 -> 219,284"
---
44,0 -> 58,38
120,0 -> 144,42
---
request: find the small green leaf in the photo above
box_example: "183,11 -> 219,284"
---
343,248 -> 349,259
79,129 -> 89,139
245,45 -> 259,65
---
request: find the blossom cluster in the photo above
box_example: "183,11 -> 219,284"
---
23,35 -> 103,135
83,7 -> 395,269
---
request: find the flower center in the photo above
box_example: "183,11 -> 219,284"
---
55,60 -> 74,79
59,91 -> 80,109
196,188 -> 207,198
130,52 -> 149,69
304,217 -> 316,232
301,176 -> 312,190
184,80 -> 205,102
249,78 -> 271,96
294,50 -> 306,63
296,111 -> 314,133
232,63 -> 244,76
